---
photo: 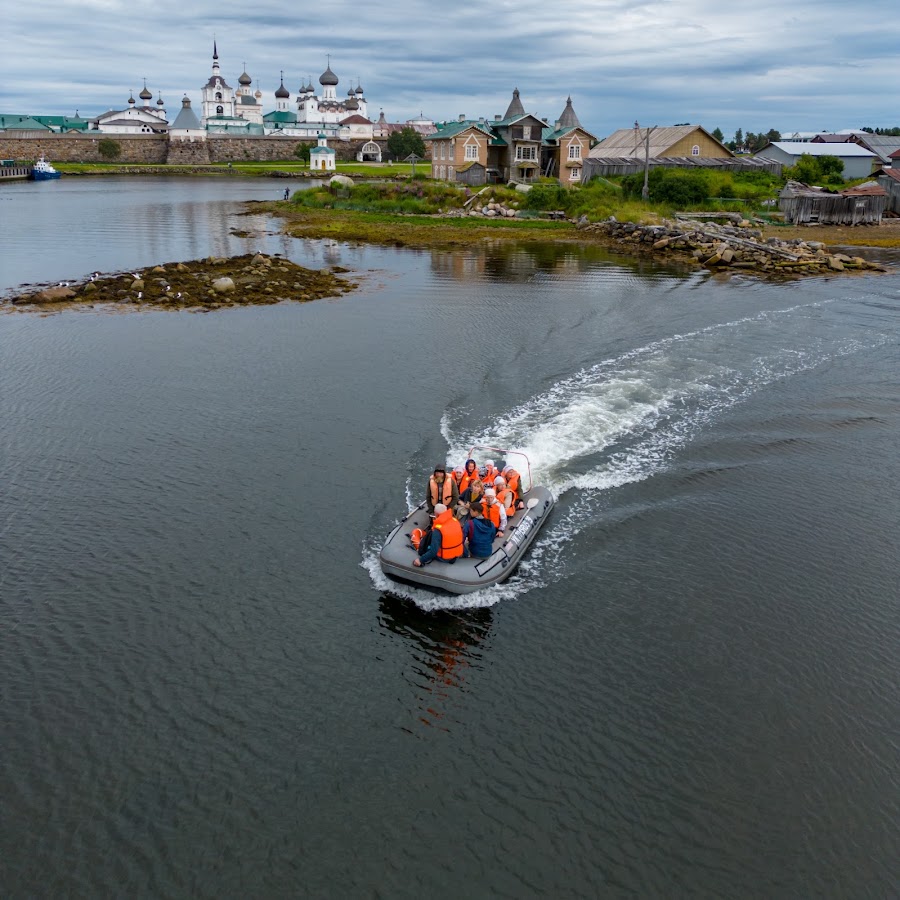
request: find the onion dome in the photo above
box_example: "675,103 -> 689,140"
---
306,82 -> 315,94
275,72 -> 290,99
239,66 -> 252,86
346,96 -> 359,110
255,88 -> 262,99
139,81 -> 153,101
347,86 -> 355,97
355,85 -> 364,95
319,64 -> 338,86
128,92 -> 135,106
157,94 -> 165,107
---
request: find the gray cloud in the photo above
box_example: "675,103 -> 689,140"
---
5,0 -> 900,137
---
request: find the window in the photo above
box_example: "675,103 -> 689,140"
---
522,126 -> 531,140
516,145 -> 537,161
216,105 -> 224,115
569,166 -> 581,180
691,145 -> 700,156
465,143 -> 478,160
215,92 -> 223,101
568,144 -> 581,160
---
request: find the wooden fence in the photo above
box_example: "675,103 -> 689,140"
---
583,156 -> 783,178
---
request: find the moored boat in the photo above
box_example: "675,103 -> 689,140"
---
379,447 -> 554,594
31,156 -> 61,181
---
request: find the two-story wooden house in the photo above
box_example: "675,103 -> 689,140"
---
427,89 -> 595,186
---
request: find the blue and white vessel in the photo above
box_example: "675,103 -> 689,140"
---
31,156 -> 61,180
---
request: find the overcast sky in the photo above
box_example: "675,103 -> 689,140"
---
6,0 -> 899,139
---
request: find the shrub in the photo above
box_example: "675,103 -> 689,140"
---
621,168 -> 710,206
98,138 -> 121,160
522,183 -> 568,211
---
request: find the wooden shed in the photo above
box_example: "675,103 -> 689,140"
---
875,167 -> 900,214
454,160 -> 486,186
778,180 -> 887,225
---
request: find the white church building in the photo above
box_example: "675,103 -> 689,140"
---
91,82 -> 168,133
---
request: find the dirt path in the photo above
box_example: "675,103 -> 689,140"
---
759,220 -> 900,247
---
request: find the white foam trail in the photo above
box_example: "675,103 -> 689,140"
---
372,295 -> 891,610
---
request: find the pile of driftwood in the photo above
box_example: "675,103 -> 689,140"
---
578,215 -> 887,276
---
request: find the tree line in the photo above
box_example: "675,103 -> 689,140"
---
711,127 -> 782,153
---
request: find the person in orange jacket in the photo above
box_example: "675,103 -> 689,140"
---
414,504 -> 464,566
459,458 -> 479,494
480,459 -> 499,487
501,465 -> 525,509
482,488 -> 507,534
426,465 -> 459,515
493,476 -> 517,518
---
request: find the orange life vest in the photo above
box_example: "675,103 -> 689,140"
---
429,475 -> 454,508
459,463 -> 479,494
482,501 -> 502,529
503,469 -> 521,498
481,464 -> 499,487
434,509 -> 464,560
497,488 -> 516,517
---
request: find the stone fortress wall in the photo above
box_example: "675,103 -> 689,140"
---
0,133 -> 386,164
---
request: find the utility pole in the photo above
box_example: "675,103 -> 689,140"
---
635,122 -> 657,201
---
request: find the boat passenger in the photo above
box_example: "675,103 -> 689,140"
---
426,465 -> 459,515
501,465 -> 526,509
463,502 -> 498,559
481,460 -> 499,487
456,478 -> 485,525
451,465 -> 466,492
413,504 -> 464,567
482,488 -> 507,534
459,458 -> 479,494
493,477 -> 516,518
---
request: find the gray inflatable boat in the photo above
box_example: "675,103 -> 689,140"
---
379,448 -> 554,594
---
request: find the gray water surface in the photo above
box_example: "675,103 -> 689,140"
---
1,178 -> 898,898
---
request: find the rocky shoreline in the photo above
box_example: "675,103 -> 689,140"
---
5,253 -> 357,311
579,215 -> 889,276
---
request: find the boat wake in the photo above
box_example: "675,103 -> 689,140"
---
364,294 -> 893,610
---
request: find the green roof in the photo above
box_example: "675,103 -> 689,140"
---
31,115 -> 90,132
0,115 -> 52,130
263,110 -> 298,124
427,120 -> 493,141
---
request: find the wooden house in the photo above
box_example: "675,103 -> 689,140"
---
425,90 -> 594,186
588,124 -> 732,161
427,120 -> 494,183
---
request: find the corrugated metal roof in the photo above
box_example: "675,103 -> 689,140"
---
877,167 -> 900,182
841,182 -> 887,196
764,141 -> 875,157
589,125 -> 722,158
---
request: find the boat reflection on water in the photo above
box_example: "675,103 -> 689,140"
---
378,594 -> 493,731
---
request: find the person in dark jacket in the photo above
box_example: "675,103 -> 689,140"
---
463,502 -> 498,558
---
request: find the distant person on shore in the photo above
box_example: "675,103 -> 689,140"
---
283,188 -> 290,200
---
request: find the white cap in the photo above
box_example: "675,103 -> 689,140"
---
434,503 -> 447,514
494,477 -> 506,487
484,488 -> 496,498
486,459 -> 495,467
